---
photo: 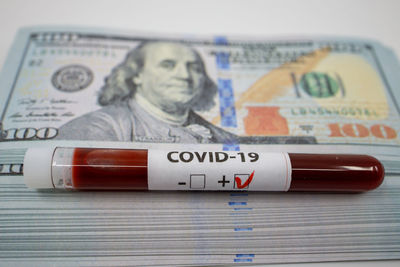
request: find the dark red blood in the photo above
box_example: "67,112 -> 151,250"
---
288,153 -> 384,192
71,148 -> 384,192
72,148 -> 148,190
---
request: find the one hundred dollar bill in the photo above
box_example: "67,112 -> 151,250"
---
1,27 -> 400,151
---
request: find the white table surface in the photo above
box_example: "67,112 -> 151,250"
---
0,0 -> 399,266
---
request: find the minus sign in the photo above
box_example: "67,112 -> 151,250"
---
230,156 -> 236,159
178,182 -> 186,185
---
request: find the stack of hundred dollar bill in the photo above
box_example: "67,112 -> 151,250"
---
0,27 -> 399,266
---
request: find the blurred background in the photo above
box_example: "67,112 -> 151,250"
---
1,0 -> 400,68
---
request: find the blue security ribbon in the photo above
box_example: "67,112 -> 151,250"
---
214,36 -> 239,151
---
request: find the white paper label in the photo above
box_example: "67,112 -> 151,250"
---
148,150 -> 292,191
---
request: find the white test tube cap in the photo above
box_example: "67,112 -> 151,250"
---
24,147 -> 55,189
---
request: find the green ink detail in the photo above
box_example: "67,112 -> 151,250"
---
300,72 -> 339,98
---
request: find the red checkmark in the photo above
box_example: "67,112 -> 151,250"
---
235,171 -> 255,189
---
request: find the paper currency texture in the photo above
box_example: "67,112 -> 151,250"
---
1,27 -> 400,149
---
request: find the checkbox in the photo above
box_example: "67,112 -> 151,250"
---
190,174 -> 205,189
234,174 -> 250,189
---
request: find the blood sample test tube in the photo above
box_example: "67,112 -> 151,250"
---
23,147 -> 384,192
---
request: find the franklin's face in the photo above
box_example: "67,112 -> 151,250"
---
133,42 -> 206,112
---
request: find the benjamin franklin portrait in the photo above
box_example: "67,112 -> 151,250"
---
56,41 -> 238,144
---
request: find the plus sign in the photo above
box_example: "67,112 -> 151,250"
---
218,175 -> 230,187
